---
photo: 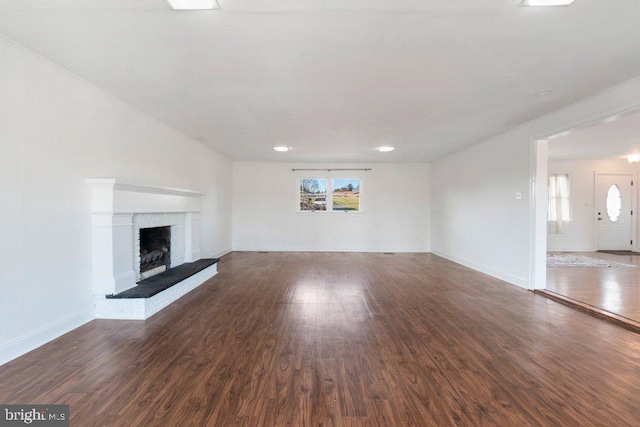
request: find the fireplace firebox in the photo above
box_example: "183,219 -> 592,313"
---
139,226 -> 171,278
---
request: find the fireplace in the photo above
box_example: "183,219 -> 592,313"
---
139,226 -> 171,279
87,179 -> 202,294
87,179 -> 215,319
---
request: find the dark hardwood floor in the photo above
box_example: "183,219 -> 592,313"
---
2,252 -> 640,426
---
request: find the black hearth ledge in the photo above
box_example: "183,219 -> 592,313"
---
106,258 -> 219,299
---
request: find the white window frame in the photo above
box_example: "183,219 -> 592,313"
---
296,174 -> 364,214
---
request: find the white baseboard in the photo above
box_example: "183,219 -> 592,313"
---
431,250 -> 529,289
0,307 -> 95,366
547,246 -> 595,252
231,246 -> 429,253
212,248 -> 232,258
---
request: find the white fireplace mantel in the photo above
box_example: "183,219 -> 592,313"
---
85,179 -> 202,214
86,179 -> 203,296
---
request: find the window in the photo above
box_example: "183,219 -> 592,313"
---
548,174 -> 570,231
298,177 -> 362,212
332,178 -> 360,211
606,184 -> 623,223
299,178 -> 328,211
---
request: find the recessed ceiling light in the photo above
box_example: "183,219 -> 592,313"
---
273,146 -> 289,152
165,0 -> 219,10
378,146 -> 395,152
520,0 -> 575,6
537,88 -> 554,96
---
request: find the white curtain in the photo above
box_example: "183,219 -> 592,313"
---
548,174 -> 570,234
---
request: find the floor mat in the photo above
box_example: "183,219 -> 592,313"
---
548,253 -> 637,268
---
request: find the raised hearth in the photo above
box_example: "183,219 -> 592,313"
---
108,258 -> 219,299
95,259 -> 219,320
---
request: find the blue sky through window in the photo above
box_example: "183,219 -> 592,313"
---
300,178 -> 327,194
332,178 -> 360,191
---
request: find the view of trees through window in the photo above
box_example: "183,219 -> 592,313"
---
299,178 -> 361,212
299,178 -> 328,211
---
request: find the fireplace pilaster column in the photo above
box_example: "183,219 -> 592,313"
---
91,213 -> 136,294
185,212 -> 201,262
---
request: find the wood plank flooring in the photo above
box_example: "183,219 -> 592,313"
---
546,251 -> 640,322
2,252 -> 640,426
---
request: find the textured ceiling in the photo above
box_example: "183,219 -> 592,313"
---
1,0 -> 640,162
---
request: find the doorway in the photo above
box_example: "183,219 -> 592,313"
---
532,108 -> 640,328
596,173 -> 633,251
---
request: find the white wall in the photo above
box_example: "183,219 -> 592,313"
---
0,38 -> 232,365
431,136 -> 531,287
547,159 -> 638,252
232,162 -> 430,252
431,76 -> 640,289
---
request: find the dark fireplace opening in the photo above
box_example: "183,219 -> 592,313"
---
140,226 -> 171,276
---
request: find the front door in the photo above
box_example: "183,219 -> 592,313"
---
596,174 -> 633,251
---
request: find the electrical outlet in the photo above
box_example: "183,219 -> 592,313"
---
515,192 -> 522,200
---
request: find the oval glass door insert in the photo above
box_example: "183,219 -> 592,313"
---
606,184 -> 623,223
